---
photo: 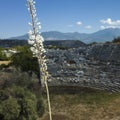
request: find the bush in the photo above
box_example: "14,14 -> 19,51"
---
112,37 -> 120,43
0,98 -> 20,120
0,86 -> 45,120
37,97 -> 45,117
11,47 -> 39,77
0,51 -> 8,61
18,98 -> 38,120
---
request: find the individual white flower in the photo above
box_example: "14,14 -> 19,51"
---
41,49 -> 46,53
33,49 -> 39,54
28,22 -> 32,26
35,28 -> 39,33
36,35 -> 44,42
29,35 -> 35,39
35,18 -> 38,23
37,22 -> 41,25
28,39 -> 34,45
28,30 -> 33,35
38,25 -> 41,29
30,46 -> 35,52
33,13 -> 36,18
33,43 -> 37,47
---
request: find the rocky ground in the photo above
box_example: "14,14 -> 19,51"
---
46,43 -> 120,92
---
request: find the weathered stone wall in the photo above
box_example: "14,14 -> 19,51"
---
47,43 -> 120,92
87,43 -> 120,62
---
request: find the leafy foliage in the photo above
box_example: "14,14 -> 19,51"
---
11,46 -> 39,76
1,97 -> 20,120
0,48 -> 8,61
112,37 -> 120,43
0,86 -> 45,120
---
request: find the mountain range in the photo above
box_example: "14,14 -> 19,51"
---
10,28 -> 120,43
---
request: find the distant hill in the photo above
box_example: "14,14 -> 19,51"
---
85,28 -> 120,43
9,28 -> 120,43
0,39 -> 86,48
10,31 -> 89,41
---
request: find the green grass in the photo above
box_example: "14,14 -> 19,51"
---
48,86 -> 120,105
41,86 -> 120,120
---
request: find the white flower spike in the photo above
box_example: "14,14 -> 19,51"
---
27,0 -> 52,120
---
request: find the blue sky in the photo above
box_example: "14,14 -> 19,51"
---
0,0 -> 120,38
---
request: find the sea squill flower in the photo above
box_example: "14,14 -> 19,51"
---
27,0 -> 52,120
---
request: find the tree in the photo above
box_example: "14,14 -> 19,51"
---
11,47 -> 40,78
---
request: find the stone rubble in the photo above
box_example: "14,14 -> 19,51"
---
46,43 -> 120,92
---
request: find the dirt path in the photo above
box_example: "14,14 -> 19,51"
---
0,61 -> 10,65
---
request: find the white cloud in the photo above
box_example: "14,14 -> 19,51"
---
76,21 -> 82,26
85,25 -> 92,29
100,25 -> 117,30
100,25 -> 106,30
100,18 -> 112,24
100,18 -> 120,29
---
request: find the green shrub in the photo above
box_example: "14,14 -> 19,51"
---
0,52 -> 8,61
11,47 -> 39,77
0,86 -> 45,120
0,97 -> 20,120
37,97 -> 45,117
18,98 -> 37,120
0,64 -> 9,70
112,37 -> 120,43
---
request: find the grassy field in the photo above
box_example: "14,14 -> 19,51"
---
40,86 -> 120,120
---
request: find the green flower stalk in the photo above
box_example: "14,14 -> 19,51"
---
27,0 -> 52,120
